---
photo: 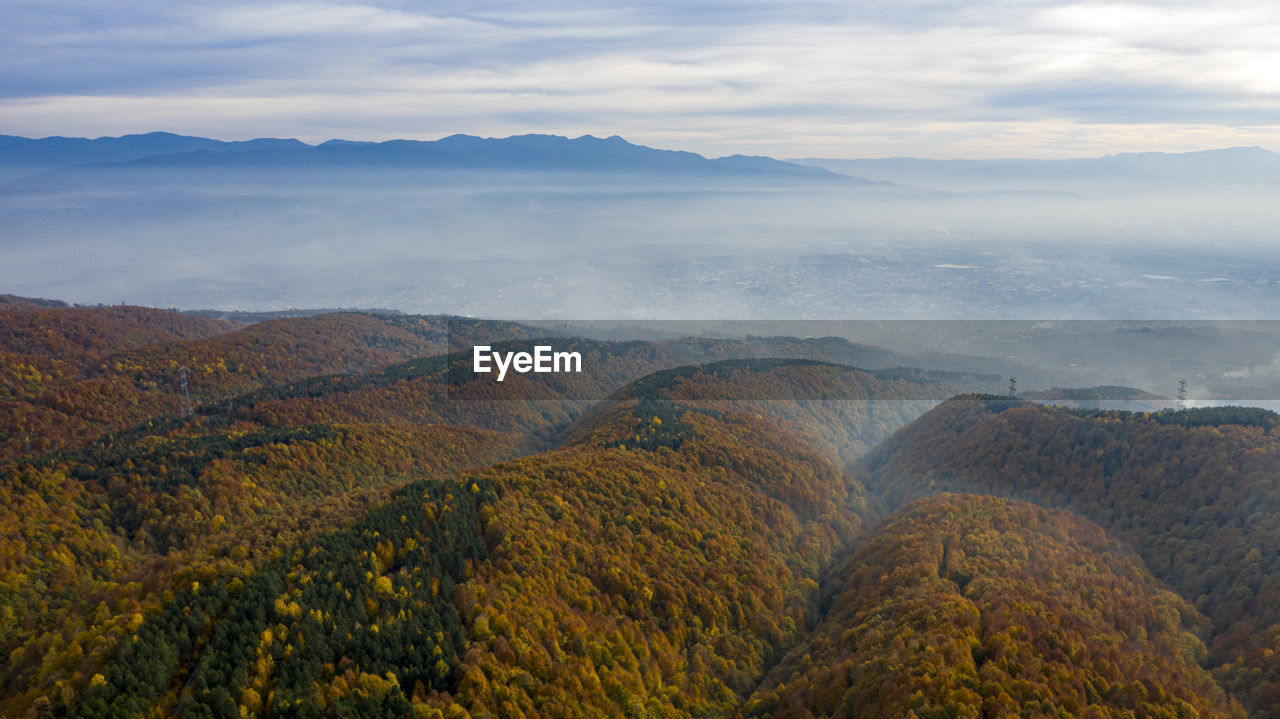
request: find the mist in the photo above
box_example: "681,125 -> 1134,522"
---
3,161 -> 1280,320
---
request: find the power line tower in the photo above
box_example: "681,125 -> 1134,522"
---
1008,377 -> 1017,396
179,365 -> 194,418
1177,378 -> 1188,409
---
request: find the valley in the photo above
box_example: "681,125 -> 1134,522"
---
3,301 -> 1279,716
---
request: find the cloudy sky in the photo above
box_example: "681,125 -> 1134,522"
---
3,0 -> 1279,158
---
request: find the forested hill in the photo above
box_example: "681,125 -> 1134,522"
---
0,304 -> 956,717
867,397 -> 1280,716
0,294 -> 69,310
215,341 -> 958,452
12,378 -> 874,716
745,493 -> 1245,718
0,416 -> 526,715
0,304 -> 235,368
9,301 -> 1280,716
2,304 -> 962,459
432,399 -> 872,716
0,308 -> 521,458
570,358 -> 957,466
1018,385 -> 1169,411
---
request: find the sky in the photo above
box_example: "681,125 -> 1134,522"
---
3,0 -> 1280,158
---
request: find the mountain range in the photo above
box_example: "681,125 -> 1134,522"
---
792,146 -> 1280,191
0,131 -> 854,182
5,131 -> 1277,192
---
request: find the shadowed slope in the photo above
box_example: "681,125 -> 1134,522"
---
867,397 -> 1280,715
745,494 -> 1244,718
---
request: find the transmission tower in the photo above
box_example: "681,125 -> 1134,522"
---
179,365 -> 194,417
1008,377 -> 1017,396
1177,378 -> 1188,409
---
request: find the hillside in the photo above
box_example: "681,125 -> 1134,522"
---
224,342 -> 956,455
437,399 -> 870,717
577,358 -> 956,466
9,301 -> 1279,716
14,381 -> 872,716
745,494 -> 1243,718
3,305 -> 961,461
0,305 -> 235,372
1019,385 -> 1168,411
1,309 -> 964,717
0,420 -> 525,716
1,305 -> 235,455
0,308 -> 545,458
0,295 -> 70,310
867,397 -> 1280,716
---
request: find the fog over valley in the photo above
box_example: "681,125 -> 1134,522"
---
4,133 -> 1280,320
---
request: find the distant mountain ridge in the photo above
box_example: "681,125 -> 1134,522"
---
7,131 -> 1279,193
0,131 -> 857,181
791,146 -> 1280,190
0,131 -> 309,166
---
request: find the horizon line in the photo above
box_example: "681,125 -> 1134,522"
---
3,130 -> 1274,163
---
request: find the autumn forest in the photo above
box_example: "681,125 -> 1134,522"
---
2,297 -> 1279,718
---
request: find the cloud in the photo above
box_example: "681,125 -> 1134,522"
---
2,0 -> 1279,157
202,3 -> 448,37
1224,350 -> 1280,379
